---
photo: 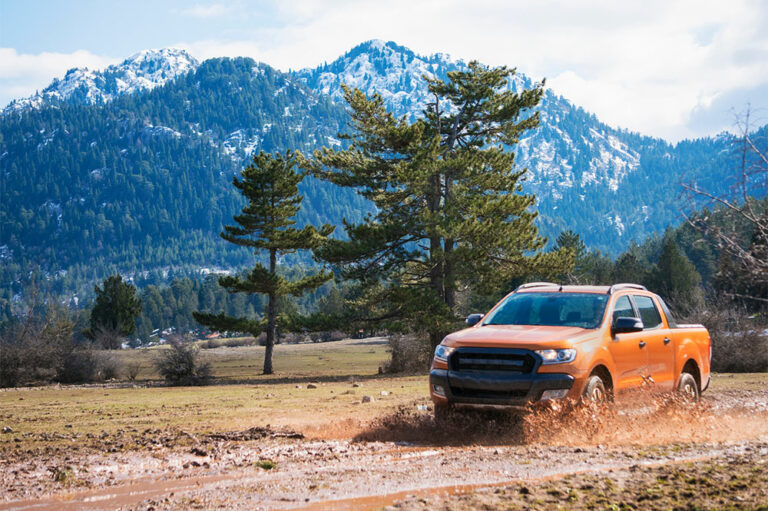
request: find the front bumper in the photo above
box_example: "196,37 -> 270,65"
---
430,368 -> 575,406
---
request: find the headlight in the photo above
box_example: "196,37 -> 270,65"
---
434,345 -> 454,362
535,348 -> 577,364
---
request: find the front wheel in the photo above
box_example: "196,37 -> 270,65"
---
677,372 -> 700,402
582,375 -> 608,405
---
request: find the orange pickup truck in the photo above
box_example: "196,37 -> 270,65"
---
429,283 -> 711,412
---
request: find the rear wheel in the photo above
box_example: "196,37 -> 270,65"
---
677,372 -> 700,402
582,375 -> 608,405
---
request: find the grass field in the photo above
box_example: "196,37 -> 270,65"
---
0,338 -> 428,453
114,337 -> 393,382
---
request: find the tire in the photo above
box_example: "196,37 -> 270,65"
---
582,375 -> 608,405
677,372 -> 700,402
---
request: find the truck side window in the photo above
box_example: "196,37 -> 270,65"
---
612,296 -> 636,323
632,295 -> 662,329
657,297 -> 678,328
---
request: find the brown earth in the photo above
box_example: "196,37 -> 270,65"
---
1,378 -> 767,510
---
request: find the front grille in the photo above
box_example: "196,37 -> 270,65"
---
450,350 -> 535,374
450,387 -> 527,399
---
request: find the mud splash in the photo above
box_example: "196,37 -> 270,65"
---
355,393 -> 768,447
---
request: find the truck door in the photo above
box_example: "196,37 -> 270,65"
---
608,295 -> 648,391
632,294 -> 674,391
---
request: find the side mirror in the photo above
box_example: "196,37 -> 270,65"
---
612,316 -> 644,335
466,313 -> 484,327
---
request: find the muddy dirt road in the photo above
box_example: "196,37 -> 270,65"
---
2,381 -> 768,510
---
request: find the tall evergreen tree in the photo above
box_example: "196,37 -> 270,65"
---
554,230 -> 585,283
312,62 -> 572,347
612,252 -> 650,286
87,275 -> 142,348
650,236 -> 703,313
194,151 -> 334,374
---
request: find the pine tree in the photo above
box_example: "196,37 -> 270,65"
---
312,62 -> 572,347
86,274 -> 142,348
193,151 -> 334,374
650,236 -> 703,313
612,252 -> 649,286
554,230 -> 585,282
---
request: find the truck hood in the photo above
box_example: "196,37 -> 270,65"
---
442,324 -> 594,349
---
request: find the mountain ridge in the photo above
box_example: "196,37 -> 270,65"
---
0,40 -> 758,304
2,48 -> 199,114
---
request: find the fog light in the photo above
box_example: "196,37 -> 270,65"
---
540,389 -> 569,400
432,384 -> 446,397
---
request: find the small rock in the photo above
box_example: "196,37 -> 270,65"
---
352,383 -> 361,388
18,398 -> 23,401
307,384 -> 317,389
295,385 -> 302,389
361,395 -> 374,403
64,424 -> 73,429
2,426 -> 13,433
380,391 -> 388,396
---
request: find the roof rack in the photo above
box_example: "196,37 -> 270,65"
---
514,282 -> 560,292
608,283 -> 647,294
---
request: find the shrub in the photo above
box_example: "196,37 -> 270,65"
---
223,337 -> 257,348
0,343 -> 23,387
309,331 -> 347,343
0,309 -> 90,387
155,337 -> 213,386
125,362 -> 142,381
279,332 -> 309,344
200,339 -> 223,349
681,299 -> 768,373
93,327 -> 123,350
57,348 -> 98,384
95,353 -> 124,380
382,335 -> 432,374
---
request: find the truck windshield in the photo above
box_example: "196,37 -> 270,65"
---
484,292 -> 608,329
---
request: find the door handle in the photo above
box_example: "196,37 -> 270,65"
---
639,341 -> 646,348
664,338 -> 671,345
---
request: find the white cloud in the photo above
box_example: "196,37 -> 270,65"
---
0,48 -> 118,108
179,3 -> 233,19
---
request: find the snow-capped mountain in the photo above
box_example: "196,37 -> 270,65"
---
3,48 -> 199,114
0,40 -> 750,298
296,40 -> 641,204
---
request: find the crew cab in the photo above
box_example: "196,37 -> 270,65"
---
429,283 -> 711,412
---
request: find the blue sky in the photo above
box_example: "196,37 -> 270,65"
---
1,0 -> 767,142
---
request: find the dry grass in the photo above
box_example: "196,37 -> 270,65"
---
113,337 -> 392,383
0,338 -> 427,454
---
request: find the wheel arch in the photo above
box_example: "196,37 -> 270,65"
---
681,358 -> 701,391
589,364 -> 614,397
